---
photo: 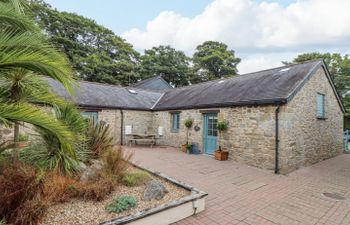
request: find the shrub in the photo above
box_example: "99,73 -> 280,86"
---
0,219 -> 8,225
12,196 -> 48,225
42,172 -> 77,203
86,118 -> 114,158
18,133 -> 29,142
0,162 -> 45,225
20,143 -> 82,176
74,175 -> 115,201
101,146 -> 132,179
105,196 -> 137,213
184,118 -> 193,128
121,170 -> 151,187
217,120 -> 228,132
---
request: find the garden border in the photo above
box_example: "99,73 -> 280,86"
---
100,163 -> 208,225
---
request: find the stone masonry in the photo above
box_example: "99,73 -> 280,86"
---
279,68 -> 343,173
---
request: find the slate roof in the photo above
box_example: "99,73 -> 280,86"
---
153,59 -> 344,112
47,79 -> 163,110
132,76 -> 173,90
47,60 -> 344,112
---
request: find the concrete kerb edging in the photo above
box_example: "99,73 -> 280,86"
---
100,163 -> 208,225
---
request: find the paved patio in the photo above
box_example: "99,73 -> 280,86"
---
128,146 -> 350,225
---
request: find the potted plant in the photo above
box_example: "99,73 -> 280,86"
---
183,118 -> 193,153
215,120 -> 229,161
186,143 -> 192,154
17,133 -> 29,148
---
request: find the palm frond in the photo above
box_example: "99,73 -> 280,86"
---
0,103 -> 75,157
0,2 -> 40,32
0,30 -> 74,92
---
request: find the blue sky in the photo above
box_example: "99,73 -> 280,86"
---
45,0 -> 294,34
44,0 -> 350,73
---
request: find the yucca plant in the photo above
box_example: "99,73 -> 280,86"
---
20,104 -> 89,175
86,118 -> 114,158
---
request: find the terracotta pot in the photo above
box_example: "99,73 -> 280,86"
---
17,142 -> 29,148
181,144 -> 187,152
214,150 -> 228,161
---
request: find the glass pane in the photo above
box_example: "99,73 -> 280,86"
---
317,94 -> 325,117
82,111 -> 98,121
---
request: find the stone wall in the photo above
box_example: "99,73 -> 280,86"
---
152,110 -> 204,150
98,109 -> 122,144
219,106 -> 277,170
152,106 -> 277,170
123,110 -> 154,144
279,68 -> 344,174
98,109 -> 154,145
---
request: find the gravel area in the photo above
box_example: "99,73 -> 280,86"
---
39,172 -> 190,225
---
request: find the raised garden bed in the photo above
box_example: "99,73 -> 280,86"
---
40,165 -> 207,225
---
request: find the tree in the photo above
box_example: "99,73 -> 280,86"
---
285,52 -> 350,96
29,0 -> 141,85
0,0 -> 76,156
192,41 -> 241,83
140,45 -> 191,87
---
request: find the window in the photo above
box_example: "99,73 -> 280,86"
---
171,113 -> 180,132
82,111 -> 98,121
316,93 -> 325,119
207,115 -> 218,137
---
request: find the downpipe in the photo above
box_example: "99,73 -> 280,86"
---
120,109 -> 124,145
275,105 -> 280,174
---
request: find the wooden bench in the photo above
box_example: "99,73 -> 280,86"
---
128,134 -> 156,147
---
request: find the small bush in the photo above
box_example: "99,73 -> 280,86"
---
0,162 -> 45,225
184,118 -> 193,128
86,118 -> 114,158
217,120 -> 228,131
0,219 -> 8,225
12,196 -> 48,225
74,176 -> 115,201
105,196 -> 137,213
101,147 -> 132,179
122,171 -> 151,187
18,133 -> 29,142
42,172 -> 77,203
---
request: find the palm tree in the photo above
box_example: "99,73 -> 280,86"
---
0,0 -> 76,157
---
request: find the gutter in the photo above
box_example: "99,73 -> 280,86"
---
275,105 -> 280,174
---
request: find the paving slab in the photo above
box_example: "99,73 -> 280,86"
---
128,146 -> 350,225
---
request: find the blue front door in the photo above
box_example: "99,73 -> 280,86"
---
203,113 -> 218,155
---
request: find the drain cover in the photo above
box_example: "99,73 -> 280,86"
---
323,192 -> 346,201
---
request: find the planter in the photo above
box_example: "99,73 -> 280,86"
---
17,141 -> 29,148
101,165 -> 208,225
214,150 -> 228,161
191,143 -> 201,154
181,144 -> 186,152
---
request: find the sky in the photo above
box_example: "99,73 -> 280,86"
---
45,0 -> 350,74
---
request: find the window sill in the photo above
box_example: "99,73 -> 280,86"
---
317,117 -> 327,120
171,130 -> 179,133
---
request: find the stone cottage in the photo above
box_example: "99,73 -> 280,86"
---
48,59 -> 344,174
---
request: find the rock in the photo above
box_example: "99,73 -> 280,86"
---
143,180 -> 168,201
80,160 -> 104,182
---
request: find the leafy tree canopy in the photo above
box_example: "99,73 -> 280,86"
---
140,45 -> 190,87
29,0 -> 141,85
286,52 -> 350,96
192,41 -> 241,83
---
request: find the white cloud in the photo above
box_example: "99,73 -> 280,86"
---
122,0 -> 350,73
